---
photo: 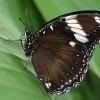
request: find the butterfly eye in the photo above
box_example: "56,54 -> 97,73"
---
25,52 -> 31,57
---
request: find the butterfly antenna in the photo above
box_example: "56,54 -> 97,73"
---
19,18 -> 31,30
26,9 -> 31,29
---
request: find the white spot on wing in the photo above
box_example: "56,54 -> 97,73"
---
65,82 -> 68,85
67,73 -> 69,75
71,28 -> 87,36
64,15 -> 77,20
29,43 -> 31,45
63,88 -> 66,92
76,74 -> 78,79
43,31 -> 45,34
65,19 -> 78,23
75,62 -> 78,64
28,46 -> 29,48
61,85 -> 64,88
67,23 -> 82,29
73,77 -> 76,80
39,77 -> 43,81
74,33 -> 89,43
45,82 -> 51,88
69,41 -> 76,47
50,25 -> 53,31
69,79 -> 72,83
77,54 -> 79,57
66,87 -> 71,92
94,16 -> 100,23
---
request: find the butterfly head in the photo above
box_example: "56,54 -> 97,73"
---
21,28 -> 35,57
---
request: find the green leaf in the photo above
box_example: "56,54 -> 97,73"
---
0,0 -> 100,100
0,0 -> 50,100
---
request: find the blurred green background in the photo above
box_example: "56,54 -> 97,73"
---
0,0 -> 100,100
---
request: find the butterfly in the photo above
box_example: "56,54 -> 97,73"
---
1,10 -> 100,95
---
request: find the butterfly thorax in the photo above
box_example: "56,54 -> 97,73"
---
23,29 -> 35,56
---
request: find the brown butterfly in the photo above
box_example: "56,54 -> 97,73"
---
1,10 -> 100,95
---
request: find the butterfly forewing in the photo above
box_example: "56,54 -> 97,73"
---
23,11 -> 100,95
